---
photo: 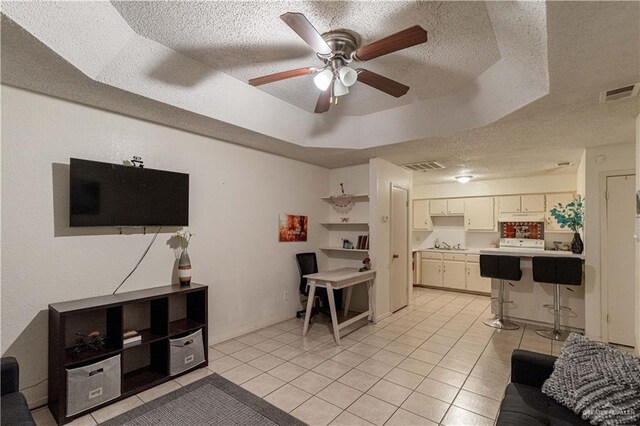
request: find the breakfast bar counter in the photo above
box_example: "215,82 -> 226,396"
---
479,248 -> 585,259
479,249 -> 585,330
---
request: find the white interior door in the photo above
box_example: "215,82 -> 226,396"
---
390,186 -> 408,312
606,174 -> 636,347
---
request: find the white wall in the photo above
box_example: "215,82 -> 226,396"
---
636,115 -> 640,354
582,142 -> 636,341
325,164 -> 371,310
369,158 -> 412,318
0,86 -> 330,406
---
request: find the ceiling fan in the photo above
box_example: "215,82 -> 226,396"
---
248,13 -> 428,113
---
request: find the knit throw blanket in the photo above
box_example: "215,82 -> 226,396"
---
541,333 -> 640,425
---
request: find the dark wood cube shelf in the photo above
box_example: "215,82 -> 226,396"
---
49,283 -> 208,425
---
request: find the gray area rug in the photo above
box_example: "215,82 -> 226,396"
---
102,373 -> 307,426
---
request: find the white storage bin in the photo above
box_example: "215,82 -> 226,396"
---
66,355 -> 121,416
170,328 -> 205,375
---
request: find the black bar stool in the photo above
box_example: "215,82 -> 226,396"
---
480,255 -> 522,330
532,256 -> 582,341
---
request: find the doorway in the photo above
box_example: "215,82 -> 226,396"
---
604,173 -> 636,347
390,185 -> 409,312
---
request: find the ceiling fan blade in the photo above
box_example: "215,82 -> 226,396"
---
248,67 -> 315,86
356,69 -> 409,98
314,88 -> 332,113
280,12 -> 332,55
353,25 -> 428,61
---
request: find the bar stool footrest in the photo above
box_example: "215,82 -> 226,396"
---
483,317 -> 520,330
536,328 -> 571,341
542,304 -> 572,311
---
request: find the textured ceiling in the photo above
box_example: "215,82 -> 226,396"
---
1,1 -> 639,184
110,1 -> 501,116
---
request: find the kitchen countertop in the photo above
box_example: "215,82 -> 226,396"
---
479,247 -> 584,259
413,248 -> 481,254
413,247 -> 584,259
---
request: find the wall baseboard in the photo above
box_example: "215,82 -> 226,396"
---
375,311 -> 392,322
209,312 -> 298,346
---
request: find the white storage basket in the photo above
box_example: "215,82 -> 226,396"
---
66,355 -> 121,416
169,328 -> 205,375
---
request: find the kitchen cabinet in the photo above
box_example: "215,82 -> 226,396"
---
421,258 -> 442,287
545,192 -> 575,232
498,195 -> 521,213
521,194 -> 545,212
429,199 -> 447,216
443,259 -> 466,290
499,194 -> 546,214
466,261 -> 491,293
447,198 -> 465,215
428,199 -> 464,216
418,251 -> 490,294
464,197 -> 496,231
413,199 -> 433,230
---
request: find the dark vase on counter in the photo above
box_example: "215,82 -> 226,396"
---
571,232 -> 584,254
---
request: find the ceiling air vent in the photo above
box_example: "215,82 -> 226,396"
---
401,161 -> 445,172
600,83 -> 639,103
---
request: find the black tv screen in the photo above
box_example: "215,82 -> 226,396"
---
70,158 -> 189,227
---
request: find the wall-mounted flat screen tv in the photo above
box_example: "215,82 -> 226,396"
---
70,158 -> 189,227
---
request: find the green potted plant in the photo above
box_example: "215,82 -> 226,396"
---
549,194 -> 584,254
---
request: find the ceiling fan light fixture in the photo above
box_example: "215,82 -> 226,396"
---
313,68 -> 333,91
338,66 -> 358,87
454,175 -> 473,184
333,80 -> 349,97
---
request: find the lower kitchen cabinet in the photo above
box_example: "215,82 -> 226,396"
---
442,260 -> 466,290
417,252 -> 490,294
465,261 -> 491,293
421,258 -> 442,287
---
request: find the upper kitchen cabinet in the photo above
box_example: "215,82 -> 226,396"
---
428,198 -> 464,216
429,199 -> 447,216
446,198 -> 465,215
545,192 -> 575,232
465,197 -> 496,231
499,194 -> 546,214
413,199 -> 433,230
521,194 -> 545,212
498,195 -> 521,213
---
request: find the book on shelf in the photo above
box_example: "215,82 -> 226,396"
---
123,329 -> 141,348
123,335 -> 142,348
355,234 -> 369,250
123,329 -> 139,339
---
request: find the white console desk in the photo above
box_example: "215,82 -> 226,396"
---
302,268 -> 376,345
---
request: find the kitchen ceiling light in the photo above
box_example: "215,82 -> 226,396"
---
338,66 -> 358,87
455,175 -> 473,184
333,79 -> 349,97
313,68 -> 333,91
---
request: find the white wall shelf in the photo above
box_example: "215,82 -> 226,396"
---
320,247 -> 369,253
320,194 -> 369,203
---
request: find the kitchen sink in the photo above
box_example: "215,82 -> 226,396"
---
425,247 -> 467,251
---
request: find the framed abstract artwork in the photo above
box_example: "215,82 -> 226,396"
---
279,214 -> 308,242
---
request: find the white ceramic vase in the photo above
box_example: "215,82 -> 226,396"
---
178,249 -> 192,285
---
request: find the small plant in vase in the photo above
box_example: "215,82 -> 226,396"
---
549,195 -> 584,254
171,229 -> 195,285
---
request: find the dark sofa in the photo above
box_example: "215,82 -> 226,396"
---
1,357 -> 35,426
497,349 -> 590,426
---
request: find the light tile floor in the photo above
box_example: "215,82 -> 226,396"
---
32,288 -> 575,425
